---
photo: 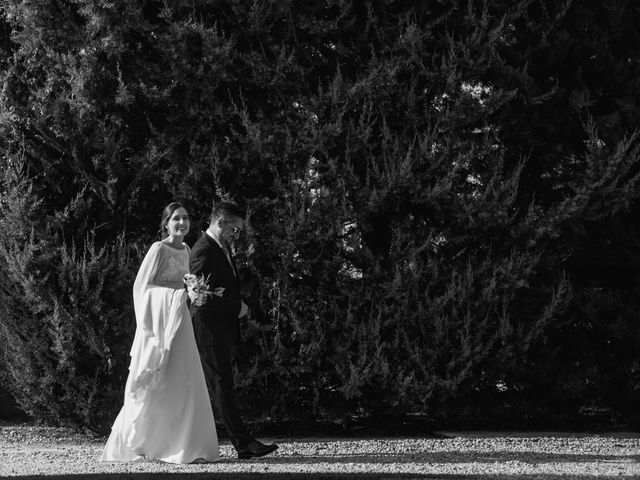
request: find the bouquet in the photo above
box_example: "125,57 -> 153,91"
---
183,273 -> 224,306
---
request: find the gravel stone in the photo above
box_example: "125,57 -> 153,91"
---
0,423 -> 638,477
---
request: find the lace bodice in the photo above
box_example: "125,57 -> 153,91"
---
152,243 -> 189,289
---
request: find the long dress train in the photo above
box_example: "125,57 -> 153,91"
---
101,241 -> 219,464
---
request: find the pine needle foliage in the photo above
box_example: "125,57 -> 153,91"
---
0,0 -> 639,430
0,159 -> 137,429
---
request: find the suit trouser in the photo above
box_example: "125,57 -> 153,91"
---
198,345 -> 252,450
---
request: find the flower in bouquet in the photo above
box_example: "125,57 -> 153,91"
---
183,273 -> 225,306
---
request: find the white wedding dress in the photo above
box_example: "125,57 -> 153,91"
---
101,241 -> 219,464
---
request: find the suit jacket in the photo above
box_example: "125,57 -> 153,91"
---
189,232 -> 241,346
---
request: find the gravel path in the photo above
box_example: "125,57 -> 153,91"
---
1,424 -> 638,478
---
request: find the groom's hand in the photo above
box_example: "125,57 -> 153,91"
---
239,300 -> 249,318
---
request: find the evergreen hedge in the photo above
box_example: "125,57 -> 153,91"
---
1,1 -> 639,431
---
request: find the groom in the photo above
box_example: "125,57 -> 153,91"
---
189,201 -> 278,459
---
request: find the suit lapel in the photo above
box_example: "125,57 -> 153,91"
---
202,232 -> 237,277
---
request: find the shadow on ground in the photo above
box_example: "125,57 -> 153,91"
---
242,451 -> 640,464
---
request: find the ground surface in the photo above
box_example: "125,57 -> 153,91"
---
0,423 -> 638,479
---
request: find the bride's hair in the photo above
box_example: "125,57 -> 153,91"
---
159,202 -> 186,239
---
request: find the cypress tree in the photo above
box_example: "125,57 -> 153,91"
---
1,0 -> 639,430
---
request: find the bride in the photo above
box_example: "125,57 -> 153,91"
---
101,202 -> 219,463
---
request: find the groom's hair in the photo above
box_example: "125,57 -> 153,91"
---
210,201 -> 245,222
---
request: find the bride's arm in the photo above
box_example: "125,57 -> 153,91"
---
134,242 -> 163,289
132,242 -> 174,330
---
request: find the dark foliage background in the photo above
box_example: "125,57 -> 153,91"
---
1,0 -> 639,432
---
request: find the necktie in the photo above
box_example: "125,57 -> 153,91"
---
222,245 -> 236,276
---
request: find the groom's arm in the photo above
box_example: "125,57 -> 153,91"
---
188,241 -> 209,277
190,244 -> 242,317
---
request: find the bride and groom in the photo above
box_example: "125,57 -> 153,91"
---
101,201 -> 278,463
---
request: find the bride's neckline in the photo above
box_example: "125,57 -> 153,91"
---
160,240 -> 186,251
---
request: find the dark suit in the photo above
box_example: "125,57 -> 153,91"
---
190,232 -> 251,450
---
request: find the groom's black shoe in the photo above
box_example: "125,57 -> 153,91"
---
237,439 -> 279,459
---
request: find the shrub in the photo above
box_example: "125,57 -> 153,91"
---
0,161 -> 137,431
0,0 -> 639,432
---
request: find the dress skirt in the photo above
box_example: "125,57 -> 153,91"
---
101,301 -> 219,464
